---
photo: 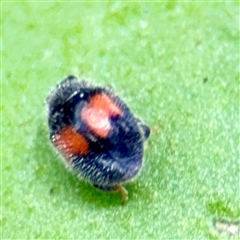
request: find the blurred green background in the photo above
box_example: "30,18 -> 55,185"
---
2,2 -> 239,239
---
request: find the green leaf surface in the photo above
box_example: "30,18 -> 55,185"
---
2,2 -> 239,239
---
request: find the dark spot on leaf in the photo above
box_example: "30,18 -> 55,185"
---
49,187 -> 54,195
207,200 -> 239,219
203,77 -> 208,83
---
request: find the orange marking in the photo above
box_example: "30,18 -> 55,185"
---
90,94 -> 123,117
81,94 -> 123,138
52,126 -> 89,160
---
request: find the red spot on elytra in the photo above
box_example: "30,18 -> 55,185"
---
90,94 -> 123,117
81,94 -> 123,138
53,126 -> 89,160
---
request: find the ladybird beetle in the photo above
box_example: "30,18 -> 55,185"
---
47,76 -> 150,204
